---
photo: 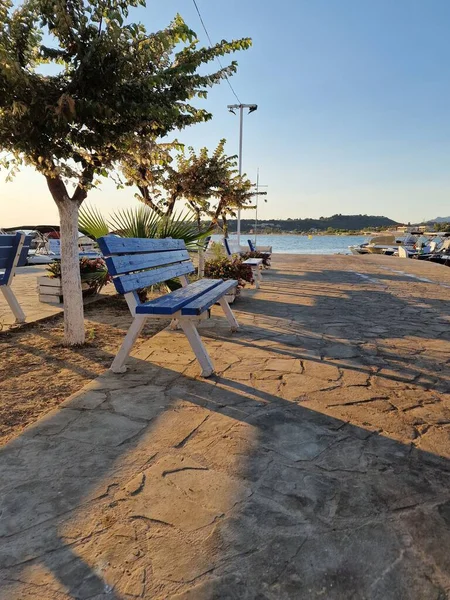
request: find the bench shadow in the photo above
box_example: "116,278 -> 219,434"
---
0,352 -> 449,598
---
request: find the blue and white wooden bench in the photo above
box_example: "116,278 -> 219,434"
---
0,233 -> 32,323
248,239 -> 272,257
97,236 -> 240,377
247,239 -> 272,268
223,238 -> 263,289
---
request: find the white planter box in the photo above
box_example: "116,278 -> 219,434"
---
37,276 -> 91,305
37,276 -> 62,304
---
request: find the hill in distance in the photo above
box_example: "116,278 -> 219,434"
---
427,216 -> 450,223
227,214 -> 400,234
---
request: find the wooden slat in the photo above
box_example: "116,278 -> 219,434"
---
181,280 -> 238,316
223,238 -> 232,257
106,249 -> 190,276
98,236 -> 186,255
0,236 -> 32,269
0,237 -> 16,247
136,279 -> 223,315
0,246 -> 14,269
115,261 -> 195,294
18,235 -> 32,266
0,234 -> 22,280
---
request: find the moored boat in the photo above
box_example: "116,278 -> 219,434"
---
349,232 -> 417,256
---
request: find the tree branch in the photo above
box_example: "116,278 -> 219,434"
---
72,164 -> 95,205
45,174 -> 70,205
137,185 -> 164,216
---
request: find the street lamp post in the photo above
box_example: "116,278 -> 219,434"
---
227,103 -> 258,245
254,168 -> 268,245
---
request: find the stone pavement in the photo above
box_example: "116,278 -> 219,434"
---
0,266 -> 61,328
0,265 -> 116,330
0,254 -> 449,599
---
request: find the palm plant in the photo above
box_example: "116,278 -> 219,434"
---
79,204 -> 212,250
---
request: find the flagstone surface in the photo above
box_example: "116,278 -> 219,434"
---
0,265 -> 116,329
0,254 -> 449,599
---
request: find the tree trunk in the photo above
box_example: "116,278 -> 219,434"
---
57,200 -> 85,345
165,192 -> 179,217
198,247 -> 205,278
194,209 -> 205,277
222,214 -> 229,238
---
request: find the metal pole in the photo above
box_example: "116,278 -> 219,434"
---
255,167 -> 259,245
227,103 -> 257,245
237,105 -> 244,245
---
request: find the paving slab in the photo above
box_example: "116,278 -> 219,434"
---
0,254 -> 449,599
0,265 -> 116,330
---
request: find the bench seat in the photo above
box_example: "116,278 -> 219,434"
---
136,278 -> 235,315
181,280 -> 237,316
243,258 -> 263,266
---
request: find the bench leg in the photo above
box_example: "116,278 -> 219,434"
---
111,315 -> 147,373
1,286 -> 26,323
251,267 -> 261,289
179,319 -> 215,377
256,267 -> 263,289
218,297 -> 239,332
169,318 -> 181,330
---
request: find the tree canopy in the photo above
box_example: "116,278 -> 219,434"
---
0,0 -> 251,197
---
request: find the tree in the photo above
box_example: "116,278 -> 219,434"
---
123,138 -> 236,220
0,0 -> 251,344
211,174 -> 256,236
434,222 -> 450,232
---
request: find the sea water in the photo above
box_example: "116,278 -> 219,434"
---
212,234 -> 368,255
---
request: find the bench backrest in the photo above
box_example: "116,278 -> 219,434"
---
0,233 -> 32,286
223,238 -> 233,258
202,236 -> 211,251
97,236 -> 195,297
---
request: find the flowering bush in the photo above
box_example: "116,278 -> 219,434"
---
47,257 -> 112,295
204,256 -> 254,293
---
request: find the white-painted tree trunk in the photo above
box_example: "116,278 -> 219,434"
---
57,200 -> 85,345
198,247 -> 205,278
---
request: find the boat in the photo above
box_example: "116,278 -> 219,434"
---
398,232 -> 450,264
349,242 -> 370,255
2,226 -> 102,265
349,232 -> 417,256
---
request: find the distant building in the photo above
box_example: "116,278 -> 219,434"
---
396,225 -> 428,233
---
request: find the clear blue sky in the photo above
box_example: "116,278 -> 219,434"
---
2,0 -> 450,226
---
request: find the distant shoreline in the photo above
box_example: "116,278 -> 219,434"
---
225,231 -> 372,237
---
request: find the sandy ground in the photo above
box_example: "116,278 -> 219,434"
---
0,296 -> 168,446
